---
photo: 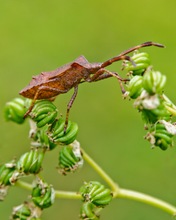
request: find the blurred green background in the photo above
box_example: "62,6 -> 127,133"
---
1,0 -> 176,219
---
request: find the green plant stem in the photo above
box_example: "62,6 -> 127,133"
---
81,148 -> 176,215
16,180 -> 81,200
118,188 -> 176,215
163,94 -> 176,116
16,149 -> 176,216
165,105 -> 176,116
81,148 -> 119,196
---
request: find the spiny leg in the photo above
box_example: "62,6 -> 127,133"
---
89,68 -> 127,82
24,90 -> 41,118
24,86 -> 66,118
99,69 -> 128,94
101,41 -> 164,68
89,68 -> 128,94
64,85 -> 78,133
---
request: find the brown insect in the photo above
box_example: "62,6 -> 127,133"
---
20,42 -> 164,131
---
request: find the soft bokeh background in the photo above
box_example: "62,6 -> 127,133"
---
1,0 -> 176,219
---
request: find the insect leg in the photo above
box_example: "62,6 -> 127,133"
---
89,68 -> 128,82
90,69 -> 128,94
24,86 -> 66,118
64,85 -> 78,133
24,90 -> 40,118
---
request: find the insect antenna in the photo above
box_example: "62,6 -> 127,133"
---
101,41 -> 164,68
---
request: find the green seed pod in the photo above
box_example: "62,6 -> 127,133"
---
50,118 -> 79,145
30,100 -> 58,128
80,202 -> 99,220
16,150 -> 44,174
127,75 -> 143,99
32,179 -> 55,209
11,202 -> 42,220
59,142 -> 83,174
124,52 -> 151,76
143,69 -> 167,94
32,125 -> 57,150
12,204 -> 31,220
0,161 -> 16,186
141,106 -> 171,124
135,93 -> 171,124
145,122 -> 174,150
80,181 -> 113,207
4,98 -> 27,124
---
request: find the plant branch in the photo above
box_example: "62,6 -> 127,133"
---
117,188 -> 176,215
163,94 -> 176,116
16,180 -> 81,200
81,148 -> 120,196
16,149 -> 176,216
81,148 -> 176,215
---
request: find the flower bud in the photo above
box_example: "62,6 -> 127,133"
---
127,75 -> 143,99
16,150 -> 44,174
11,202 -> 42,219
30,100 -> 58,128
80,202 -> 99,220
143,69 -> 166,94
32,125 -> 57,150
134,92 -> 171,124
124,52 -> 151,76
145,122 -> 174,150
0,161 -> 16,186
58,141 -> 83,174
80,181 -> 113,207
50,118 -> 78,145
4,98 -> 27,124
31,179 -> 55,209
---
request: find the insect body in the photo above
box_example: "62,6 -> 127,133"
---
20,42 -> 164,130
20,56 -> 101,99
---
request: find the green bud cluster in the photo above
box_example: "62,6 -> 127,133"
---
143,70 -> 166,94
80,202 -> 99,220
124,52 -> 151,76
0,161 -> 17,201
79,181 -> 112,219
16,149 -> 44,174
3,98 -> 81,217
31,179 -> 55,209
32,125 -> 57,150
0,161 -> 16,186
145,121 -> 174,150
4,98 -> 79,148
30,100 -> 58,128
50,118 -> 78,145
58,143 -> 83,174
11,202 -> 41,220
4,98 -> 27,124
124,51 -> 176,150
127,75 -> 143,99
80,181 -> 113,207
